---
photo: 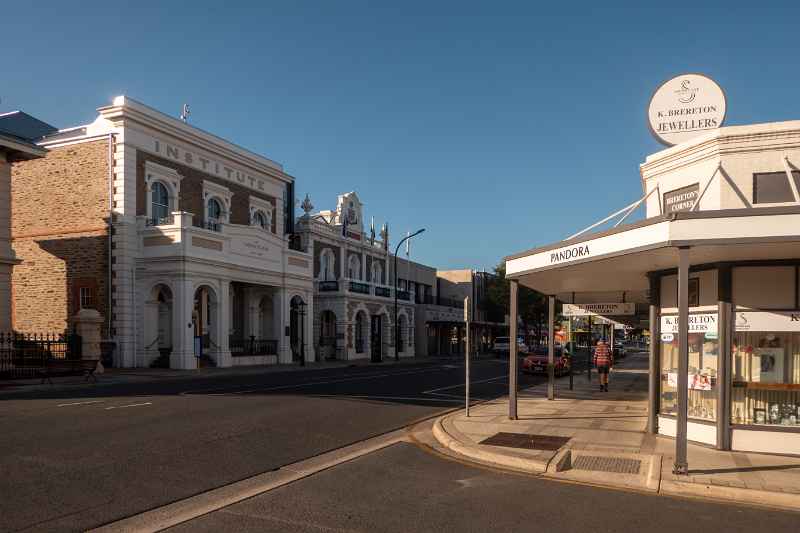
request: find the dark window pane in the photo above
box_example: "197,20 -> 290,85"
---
753,172 -> 795,204
794,171 -> 800,198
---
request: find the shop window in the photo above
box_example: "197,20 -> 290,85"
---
753,171 -> 800,204
731,331 -> 800,426
659,313 -> 719,422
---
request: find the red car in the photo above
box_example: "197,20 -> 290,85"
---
522,346 -> 571,376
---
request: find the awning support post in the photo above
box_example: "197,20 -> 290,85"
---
673,246 -> 691,475
648,275 -> 660,434
547,294 -> 555,401
509,279 -> 519,420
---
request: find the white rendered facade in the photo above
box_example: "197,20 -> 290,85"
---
40,97 -> 314,369
296,192 -> 417,362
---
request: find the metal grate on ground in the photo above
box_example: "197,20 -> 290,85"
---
480,432 -> 570,451
571,455 -> 641,474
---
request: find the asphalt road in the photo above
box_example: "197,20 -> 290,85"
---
1,356 -> 539,532
168,442 -> 800,533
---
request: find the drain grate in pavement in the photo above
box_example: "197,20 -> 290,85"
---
480,432 -> 570,451
572,455 -> 641,474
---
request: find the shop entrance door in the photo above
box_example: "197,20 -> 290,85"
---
371,315 -> 382,362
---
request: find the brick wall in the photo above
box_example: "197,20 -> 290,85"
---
135,151 -> 277,232
11,139 -> 110,333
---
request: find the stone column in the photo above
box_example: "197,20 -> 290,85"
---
171,277 -> 197,370
217,279 -> 232,368
73,309 -> 105,373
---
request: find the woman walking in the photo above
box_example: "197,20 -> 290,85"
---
594,339 -> 613,392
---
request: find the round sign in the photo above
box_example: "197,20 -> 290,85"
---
647,73 -> 726,146
661,333 -> 674,343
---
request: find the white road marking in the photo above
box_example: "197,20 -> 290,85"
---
57,400 -> 105,407
423,375 -> 508,398
181,366 -> 447,396
315,394 -> 462,403
105,402 -> 152,410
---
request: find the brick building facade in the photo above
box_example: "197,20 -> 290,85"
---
11,139 -> 110,333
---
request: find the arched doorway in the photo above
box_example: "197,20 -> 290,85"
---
320,310 -> 337,360
193,285 -> 219,366
397,313 -> 407,354
290,296 -> 306,364
370,312 -> 389,363
144,284 -> 173,368
259,294 -> 274,339
354,311 -> 367,356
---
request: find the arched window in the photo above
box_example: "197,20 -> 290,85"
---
371,261 -> 382,285
253,210 -> 267,229
320,248 -> 335,281
348,255 -> 361,280
207,198 -> 222,220
151,182 -> 170,223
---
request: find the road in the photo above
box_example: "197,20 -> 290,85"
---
167,442 -> 800,533
1,356 -> 529,532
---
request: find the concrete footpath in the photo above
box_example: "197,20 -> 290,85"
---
433,351 -> 800,512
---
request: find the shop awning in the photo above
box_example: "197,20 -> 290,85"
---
505,207 -> 800,297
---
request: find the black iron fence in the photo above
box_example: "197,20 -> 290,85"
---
229,336 -> 278,357
0,332 -> 82,379
349,281 -> 370,294
318,281 -> 339,292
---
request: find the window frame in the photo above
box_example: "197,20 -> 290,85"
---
752,171 -> 800,206
144,161 -> 183,224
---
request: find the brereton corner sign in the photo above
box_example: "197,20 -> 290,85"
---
648,73 -> 726,146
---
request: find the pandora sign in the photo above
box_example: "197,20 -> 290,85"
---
647,74 -> 726,146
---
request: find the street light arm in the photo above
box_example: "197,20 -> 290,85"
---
393,228 -> 425,362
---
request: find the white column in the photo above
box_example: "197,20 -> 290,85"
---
141,298 -> 160,367
304,291 -> 315,363
277,289 -> 291,364
171,278 -> 197,369
217,279 -> 232,367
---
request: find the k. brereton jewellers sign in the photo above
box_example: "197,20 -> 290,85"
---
648,73 -> 726,146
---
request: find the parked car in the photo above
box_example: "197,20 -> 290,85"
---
522,346 -> 571,376
613,341 -> 626,359
493,336 -> 528,356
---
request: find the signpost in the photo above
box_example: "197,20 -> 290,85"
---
563,302 -> 635,316
464,296 -> 471,417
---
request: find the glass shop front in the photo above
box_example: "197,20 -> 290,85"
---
656,265 -> 800,454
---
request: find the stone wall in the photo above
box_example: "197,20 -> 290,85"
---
11,139 -> 110,333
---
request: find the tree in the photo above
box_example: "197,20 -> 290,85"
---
486,262 -> 550,345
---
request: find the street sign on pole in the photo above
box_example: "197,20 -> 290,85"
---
464,296 -> 471,417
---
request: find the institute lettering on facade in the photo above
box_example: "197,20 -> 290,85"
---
3,96 -> 504,371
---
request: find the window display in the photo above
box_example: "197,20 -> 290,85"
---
660,317 -> 719,421
731,331 -> 800,426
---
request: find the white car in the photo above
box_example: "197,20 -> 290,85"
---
493,336 -> 529,355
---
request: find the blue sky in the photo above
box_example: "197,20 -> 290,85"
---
2,1 -> 799,270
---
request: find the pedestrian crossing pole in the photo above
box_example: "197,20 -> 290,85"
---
465,296 -> 471,417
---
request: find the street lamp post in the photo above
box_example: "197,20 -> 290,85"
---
394,228 -> 426,362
